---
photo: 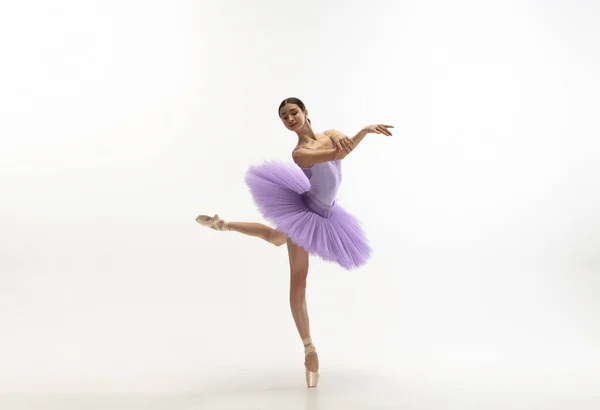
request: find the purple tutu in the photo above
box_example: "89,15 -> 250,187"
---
244,160 -> 371,270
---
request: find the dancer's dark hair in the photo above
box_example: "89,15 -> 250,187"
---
279,97 -> 311,124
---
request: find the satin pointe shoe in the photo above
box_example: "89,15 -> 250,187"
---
303,337 -> 319,388
195,214 -> 229,231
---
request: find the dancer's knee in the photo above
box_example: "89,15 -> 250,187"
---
267,230 -> 287,247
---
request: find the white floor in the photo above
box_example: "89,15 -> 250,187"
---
2,361 -> 599,410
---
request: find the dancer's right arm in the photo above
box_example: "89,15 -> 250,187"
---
292,147 -> 341,168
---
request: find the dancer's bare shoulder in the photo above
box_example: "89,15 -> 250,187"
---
294,132 -> 332,151
292,131 -> 339,167
325,129 -> 346,139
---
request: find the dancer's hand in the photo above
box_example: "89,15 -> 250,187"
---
333,139 -> 352,159
363,124 -> 394,136
334,136 -> 355,155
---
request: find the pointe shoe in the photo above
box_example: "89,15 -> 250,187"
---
303,337 -> 319,388
195,214 -> 229,231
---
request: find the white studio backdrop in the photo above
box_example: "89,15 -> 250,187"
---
0,0 -> 599,396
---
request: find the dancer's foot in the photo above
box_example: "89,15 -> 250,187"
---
196,214 -> 229,231
303,337 -> 319,387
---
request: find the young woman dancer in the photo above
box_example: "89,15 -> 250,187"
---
196,97 -> 393,387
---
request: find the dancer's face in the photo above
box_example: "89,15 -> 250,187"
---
279,104 -> 307,131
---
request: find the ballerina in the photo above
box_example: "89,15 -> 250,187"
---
196,97 -> 393,387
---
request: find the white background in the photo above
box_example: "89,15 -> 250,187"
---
1,0 -> 599,407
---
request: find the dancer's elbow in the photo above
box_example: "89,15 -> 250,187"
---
293,156 -> 311,168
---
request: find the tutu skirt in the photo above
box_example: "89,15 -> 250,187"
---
244,161 -> 371,270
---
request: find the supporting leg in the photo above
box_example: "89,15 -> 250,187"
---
287,238 -> 319,387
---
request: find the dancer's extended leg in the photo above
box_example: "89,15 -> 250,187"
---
228,222 -> 287,246
196,214 -> 286,246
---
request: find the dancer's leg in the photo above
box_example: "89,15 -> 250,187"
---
287,238 -> 319,378
228,222 -> 287,246
196,215 -> 286,246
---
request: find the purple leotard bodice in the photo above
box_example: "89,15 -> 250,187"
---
293,132 -> 342,218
